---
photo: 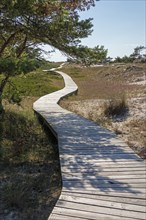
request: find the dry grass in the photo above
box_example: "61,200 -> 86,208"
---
62,64 -> 144,101
0,64 -> 64,219
103,95 -> 128,117
0,97 -> 61,220
127,119 -> 146,146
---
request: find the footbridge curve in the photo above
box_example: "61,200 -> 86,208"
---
33,66 -> 146,220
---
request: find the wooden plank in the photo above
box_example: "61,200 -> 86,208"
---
61,152 -> 138,157
58,195 -> 146,212
62,181 -> 145,189
60,143 -> 130,147
62,166 -> 146,172
62,186 -> 145,196
59,147 -> 133,152
61,166 -> 145,172
62,192 -> 146,206
60,154 -> 140,160
60,144 -> 131,148
49,214 -> 88,220
62,170 -> 145,179
49,212 -> 133,220
62,189 -> 146,198
62,185 -> 146,193
62,177 -> 146,184
60,159 -> 143,165
60,148 -> 136,154
55,202 -> 146,219
50,207 -> 139,220
59,144 -> 131,148
61,162 -> 145,168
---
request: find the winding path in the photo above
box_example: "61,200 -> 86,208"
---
33,66 -> 146,220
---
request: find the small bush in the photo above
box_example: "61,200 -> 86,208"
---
104,95 -> 128,117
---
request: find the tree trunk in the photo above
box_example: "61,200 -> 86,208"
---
0,93 -> 4,115
16,35 -> 28,58
0,75 -> 9,115
0,33 -> 17,56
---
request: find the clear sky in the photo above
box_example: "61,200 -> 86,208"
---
44,0 -> 146,61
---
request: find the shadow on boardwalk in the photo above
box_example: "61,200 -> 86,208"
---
39,110 -> 144,196
33,69 -> 145,219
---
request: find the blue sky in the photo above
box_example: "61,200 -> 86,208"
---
44,0 -> 146,61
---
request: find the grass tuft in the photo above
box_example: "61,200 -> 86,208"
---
104,95 -> 129,117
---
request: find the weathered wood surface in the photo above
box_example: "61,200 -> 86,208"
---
33,66 -> 146,220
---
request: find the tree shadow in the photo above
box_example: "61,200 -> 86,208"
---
42,111 -> 145,219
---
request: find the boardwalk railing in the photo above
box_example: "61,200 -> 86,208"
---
33,66 -> 146,220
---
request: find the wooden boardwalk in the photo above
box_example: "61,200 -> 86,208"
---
33,67 -> 146,220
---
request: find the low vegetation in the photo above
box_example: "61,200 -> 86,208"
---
0,65 -> 63,220
61,63 -> 144,100
0,101 -> 62,220
104,95 -> 128,117
1,62 -> 63,104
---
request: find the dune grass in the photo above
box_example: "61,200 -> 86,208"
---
61,64 -> 143,101
104,95 -> 129,117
